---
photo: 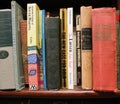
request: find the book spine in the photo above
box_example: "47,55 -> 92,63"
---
39,10 -> 44,88
41,10 -> 47,89
116,10 -> 120,89
80,6 -> 92,89
11,1 -> 26,91
60,8 -> 68,89
27,3 -> 40,90
92,7 -> 117,92
45,17 -> 61,90
20,20 -> 28,85
76,15 -> 81,86
67,7 -> 74,89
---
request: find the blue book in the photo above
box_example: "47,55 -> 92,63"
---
41,10 -> 47,89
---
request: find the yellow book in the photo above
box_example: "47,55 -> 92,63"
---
60,8 -> 68,89
27,3 -> 40,47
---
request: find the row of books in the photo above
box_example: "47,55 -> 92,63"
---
0,1 -> 120,92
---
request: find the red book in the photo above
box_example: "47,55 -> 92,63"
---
28,63 -> 40,90
92,7 -> 117,92
20,20 -> 28,84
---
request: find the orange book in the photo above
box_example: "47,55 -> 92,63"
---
92,7 -> 117,92
20,20 -> 28,84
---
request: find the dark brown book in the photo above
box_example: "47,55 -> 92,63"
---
20,20 -> 28,84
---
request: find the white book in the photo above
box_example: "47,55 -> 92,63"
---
67,7 -> 74,89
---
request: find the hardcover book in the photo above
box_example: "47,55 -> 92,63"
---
20,20 -> 28,84
11,1 -> 26,91
59,8 -> 68,89
80,6 -> 92,89
45,17 -> 61,90
92,7 -> 117,92
0,9 -> 15,90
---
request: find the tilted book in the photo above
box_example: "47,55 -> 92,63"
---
20,20 -> 28,85
92,7 -> 117,92
11,1 -> 26,91
45,17 -> 61,90
0,9 -> 16,90
80,6 -> 92,89
59,8 -> 68,89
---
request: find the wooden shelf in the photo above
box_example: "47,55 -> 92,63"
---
0,87 -> 120,99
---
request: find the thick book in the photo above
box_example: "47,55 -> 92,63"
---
59,8 -> 68,89
80,6 -> 92,89
45,17 -> 61,90
11,1 -> 26,91
0,9 -> 16,90
67,7 -> 74,89
20,20 -> 28,85
92,7 -> 117,92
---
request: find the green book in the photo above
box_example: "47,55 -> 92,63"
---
11,1 -> 26,91
45,17 -> 61,90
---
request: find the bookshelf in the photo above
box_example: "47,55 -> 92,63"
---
0,0 -> 120,104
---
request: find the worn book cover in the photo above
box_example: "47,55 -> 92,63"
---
45,17 -> 61,90
80,6 -> 92,89
59,8 -> 68,89
92,7 -> 117,92
11,1 -> 26,91
20,20 -> 28,85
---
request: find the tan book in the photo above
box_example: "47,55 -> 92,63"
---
80,6 -> 92,89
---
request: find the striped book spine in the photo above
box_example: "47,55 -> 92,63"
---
27,3 -> 40,90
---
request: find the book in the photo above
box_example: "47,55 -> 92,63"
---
76,14 -> 81,86
20,20 -> 28,85
27,3 -> 41,90
0,9 -> 16,90
80,6 -> 92,89
41,9 -> 47,89
11,0 -> 26,91
92,7 -> 117,92
59,8 -> 68,89
67,7 -> 74,89
39,10 -> 44,89
116,10 -> 120,89
45,17 -> 61,90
